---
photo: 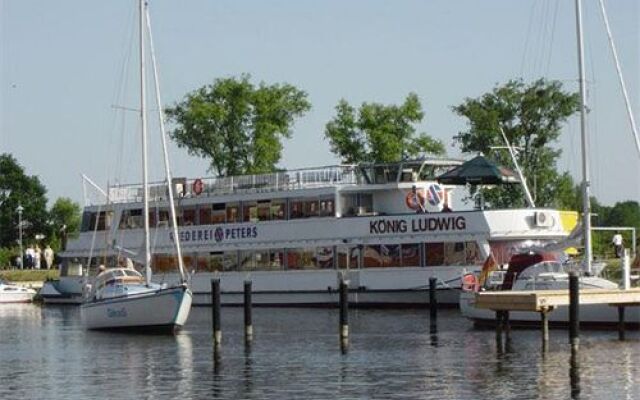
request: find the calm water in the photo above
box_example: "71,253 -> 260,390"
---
0,304 -> 638,400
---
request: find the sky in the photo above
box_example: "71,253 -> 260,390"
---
1,0 -> 639,208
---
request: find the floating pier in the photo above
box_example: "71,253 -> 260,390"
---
473,284 -> 640,348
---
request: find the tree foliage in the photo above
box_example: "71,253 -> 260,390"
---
0,154 -> 49,248
324,93 -> 445,164
48,197 -> 81,252
452,79 -> 579,208
166,75 -> 311,176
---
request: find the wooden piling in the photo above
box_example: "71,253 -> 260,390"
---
569,272 -> 579,349
429,277 -> 437,329
540,307 -> 549,351
617,306 -> 625,341
339,278 -> 349,349
244,280 -> 253,343
212,278 -> 221,346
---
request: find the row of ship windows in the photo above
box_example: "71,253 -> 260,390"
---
82,197 -> 336,231
149,241 -> 482,273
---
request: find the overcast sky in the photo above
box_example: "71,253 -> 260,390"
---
1,0 -> 638,207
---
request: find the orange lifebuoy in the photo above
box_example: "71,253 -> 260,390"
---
192,178 -> 204,195
405,190 -> 425,210
461,273 -> 479,292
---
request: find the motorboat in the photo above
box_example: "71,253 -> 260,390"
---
39,261 -> 85,304
459,252 -> 640,328
0,280 -> 37,303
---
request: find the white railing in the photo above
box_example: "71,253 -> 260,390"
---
105,165 -> 359,204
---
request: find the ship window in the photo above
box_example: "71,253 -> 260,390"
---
286,247 -> 317,269
363,245 -> 382,268
158,210 -> 169,226
211,206 -> 226,224
289,198 -> 305,219
270,200 -> 286,220
305,199 -> 319,217
337,246 -> 359,269
199,251 -> 238,272
401,243 -> 421,267
243,202 -> 258,222
153,253 -> 192,274
257,202 -> 271,221
119,209 -> 142,229
148,210 -> 156,227
256,249 -> 284,270
319,197 -> 335,217
425,242 -> 444,266
226,203 -> 240,223
178,208 -> 196,226
239,251 -> 256,270
199,206 -> 212,225
316,247 -> 334,269
381,244 -> 401,268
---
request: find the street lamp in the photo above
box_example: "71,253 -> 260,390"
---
17,204 -> 24,270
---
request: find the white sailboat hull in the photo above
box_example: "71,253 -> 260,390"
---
81,286 -> 192,332
459,291 -> 640,328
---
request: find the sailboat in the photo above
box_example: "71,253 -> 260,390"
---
459,0 -> 639,328
80,0 -> 192,332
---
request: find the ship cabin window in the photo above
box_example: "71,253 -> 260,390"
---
399,168 -> 418,182
226,203 -> 240,223
373,165 -> 399,184
82,211 -> 113,231
337,246 -> 359,269
239,249 -> 284,271
199,206 -> 212,225
360,243 -> 420,268
271,200 -> 286,220
153,254 -> 192,274
287,247 -> 331,269
178,208 -> 196,226
119,209 -> 142,229
425,241 -> 481,266
158,210 -> 169,227
243,201 -> 258,222
289,197 -> 317,219
196,251 -> 238,272
342,193 -> 373,216
319,197 -> 335,217
211,203 -> 226,224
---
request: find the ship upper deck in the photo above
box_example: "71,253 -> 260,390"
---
98,158 -> 463,206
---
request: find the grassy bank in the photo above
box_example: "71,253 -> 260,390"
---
0,269 -> 59,282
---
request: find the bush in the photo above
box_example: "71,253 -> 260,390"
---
0,248 -> 17,269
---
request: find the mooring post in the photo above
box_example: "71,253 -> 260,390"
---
569,271 -> 580,350
622,249 -> 631,290
541,308 -> 549,352
495,310 -> 503,348
503,311 -> 511,343
618,306 -> 626,341
339,277 -> 349,351
212,278 -> 222,347
244,280 -> 253,344
429,277 -> 437,330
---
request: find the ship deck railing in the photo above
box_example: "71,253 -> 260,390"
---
105,165 -> 360,204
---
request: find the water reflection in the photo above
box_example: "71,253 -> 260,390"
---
0,306 -> 637,399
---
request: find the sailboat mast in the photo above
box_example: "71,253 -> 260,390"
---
145,7 -> 187,283
575,0 -> 592,273
140,0 -> 152,285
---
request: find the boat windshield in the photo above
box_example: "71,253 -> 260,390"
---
518,261 -> 566,280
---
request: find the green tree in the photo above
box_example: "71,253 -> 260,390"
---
324,93 -> 445,164
0,154 -> 50,249
48,197 -> 82,252
166,75 -> 311,176
452,79 -> 579,208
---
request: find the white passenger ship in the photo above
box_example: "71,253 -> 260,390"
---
63,158 -> 577,306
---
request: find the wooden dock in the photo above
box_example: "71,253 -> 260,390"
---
472,283 -> 640,349
474,288 -> 640,312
